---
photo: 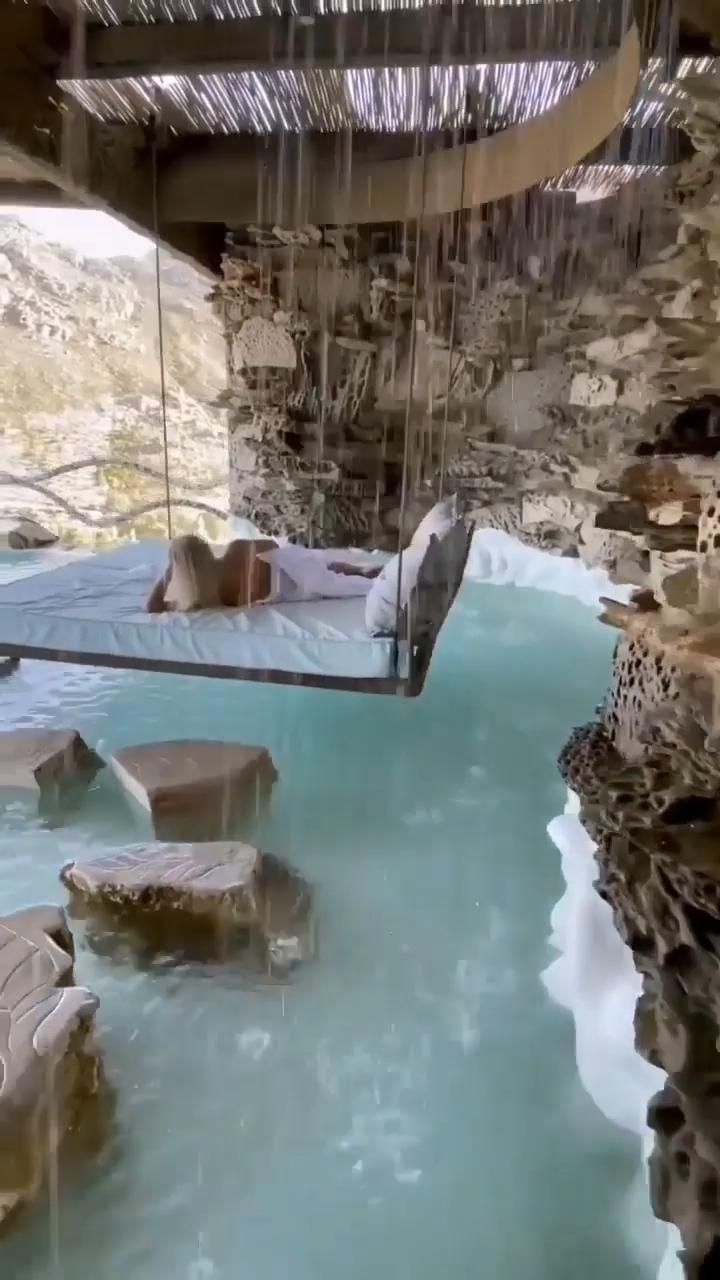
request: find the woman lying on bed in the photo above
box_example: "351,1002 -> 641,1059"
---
146,534 -> 382,614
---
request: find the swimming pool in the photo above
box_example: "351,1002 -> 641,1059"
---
0,571 -> 659,1280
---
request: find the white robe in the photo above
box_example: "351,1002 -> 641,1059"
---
257,544 -> 373,603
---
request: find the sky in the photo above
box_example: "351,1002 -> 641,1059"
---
0,206 -> 152,259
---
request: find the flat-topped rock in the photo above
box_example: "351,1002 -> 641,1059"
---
0,905 -> 106,1232
61,842 -> 314,971
0,517 -> 57,550
110,740 -> 277,841
62,841 -> 261,923
0,729 -> 103,796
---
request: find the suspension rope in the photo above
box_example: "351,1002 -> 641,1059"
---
149,112 -> 173,541
393,65 -> 432,667
438,85 -> 471,501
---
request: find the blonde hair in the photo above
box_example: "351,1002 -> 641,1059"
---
165,535 -> 221,611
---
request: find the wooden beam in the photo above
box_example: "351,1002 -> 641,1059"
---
81,2 -> 630,79
0,3 -> 91,190
0,5 -> 66,168
157,123 -> 690,224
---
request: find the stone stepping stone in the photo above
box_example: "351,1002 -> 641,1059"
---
0,658 -> 19,680
0,517 -> 57,551
61,842 -> 314,972
0,729 -> 103,796
110,740 -> 277,841
0,905 -> 107,1233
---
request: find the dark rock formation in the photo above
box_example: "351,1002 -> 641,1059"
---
637,397 -> 720,460
0,516 -> 57,549
560,620 -> 720,1276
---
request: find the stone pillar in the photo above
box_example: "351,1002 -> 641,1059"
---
213,225 -> 477,547
215,229 -> 406,546
559,593 -> 720,1275
212,250 -> 322,541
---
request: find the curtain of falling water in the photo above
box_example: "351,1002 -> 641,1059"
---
34,5 -> 700,1279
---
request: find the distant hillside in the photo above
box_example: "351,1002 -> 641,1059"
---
0,218 -> 229,544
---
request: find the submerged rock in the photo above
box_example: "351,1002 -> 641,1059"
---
0,905 -> 107,1233
110,739 -> 278,841
0,517 -> 57,550
255,852 -> 315,974
60,842 -> 314,972
0,729 -> 103,797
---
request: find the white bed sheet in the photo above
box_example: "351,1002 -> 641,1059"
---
0,541 -> 401,681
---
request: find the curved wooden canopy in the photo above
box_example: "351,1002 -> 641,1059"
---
313,21 -> 641,223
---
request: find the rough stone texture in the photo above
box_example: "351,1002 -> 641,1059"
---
211,222 -> 585,545
0,905 -> 106,1233
211,179 -> 677,552
62,840 -> 261,917
61,842 -> 314,972
0,729 -> 103,795
559,605 -> 720,1275
560,77 -> 720,606
547,74 -> 720,1276
110,739 -> 277,841
0,516 -> 56,549
213,246 -> 381,544
569,371 -> 619,409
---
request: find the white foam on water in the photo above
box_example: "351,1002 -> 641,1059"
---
235,1028 -> 273,1061
542,793 -> 683,1280
466,528 -> 632,609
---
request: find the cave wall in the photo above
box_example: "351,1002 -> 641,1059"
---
555,72 -> 720,1279
559,621 -> 720,1277
211,188 -> 674,550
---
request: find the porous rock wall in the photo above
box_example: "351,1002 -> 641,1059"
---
212,193 -> 671,550
559,618 -> 720,1277
558,72 -> 720,1279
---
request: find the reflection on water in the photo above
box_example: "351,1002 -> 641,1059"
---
0,580 -> 654,1279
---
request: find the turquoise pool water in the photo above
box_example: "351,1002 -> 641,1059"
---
0,577 -> 655,1279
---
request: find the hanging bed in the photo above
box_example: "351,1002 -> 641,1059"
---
0,520 -> 473,697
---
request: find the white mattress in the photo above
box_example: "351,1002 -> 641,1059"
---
0,541 -> 401,681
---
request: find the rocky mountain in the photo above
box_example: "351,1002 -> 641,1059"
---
0,217 -> 229,544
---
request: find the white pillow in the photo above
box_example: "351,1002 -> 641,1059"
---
365,542 -> 427,636
411,495 -> 457,548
